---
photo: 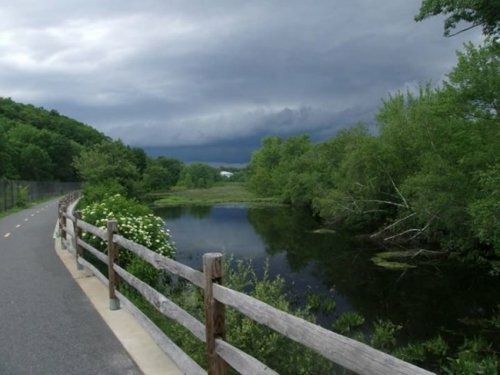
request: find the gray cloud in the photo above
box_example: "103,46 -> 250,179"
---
0,0 -> 482,163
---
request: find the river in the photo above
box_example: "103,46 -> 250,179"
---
156,204 -> 500,346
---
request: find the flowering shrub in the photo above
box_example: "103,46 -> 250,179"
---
80,194 -> 175,263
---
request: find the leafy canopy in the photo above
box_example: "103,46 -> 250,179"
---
415,0 -> 500,37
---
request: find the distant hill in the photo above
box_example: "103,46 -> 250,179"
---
0,97 -> 109,181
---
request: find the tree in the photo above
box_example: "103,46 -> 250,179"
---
0,123 -> 15,177
129,146 -> 148,175
247,135 -> 312,200
0,97 -> 109,181
143,163 -> 170,191
73,141 -> 140,196
17,144 -> 54,180
415,0 -> 500,38
468,163 -> 500,256
247,136 -> 284,196
156,157 -> 183,187
178,163 -> 219,188
444,41 -> 500,120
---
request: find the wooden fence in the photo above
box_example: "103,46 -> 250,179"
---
58,194 -> 434,375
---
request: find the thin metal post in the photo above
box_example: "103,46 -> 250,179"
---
107,220 -> 120,310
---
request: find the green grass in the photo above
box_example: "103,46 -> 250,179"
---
153,183 -> 282,207
0,195 -> 60,219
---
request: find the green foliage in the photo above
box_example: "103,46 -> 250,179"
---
177,163 -> 219,189
446,41 -> 500,120
143,164 -> 170,191
415,0 -> 500,38
156,157 -> 183,186
0,97 -> 107,181
73,140 -> 142,197
157,259 -> 336,374
80,179 -> 127,206
333,311 -> 365,335
370,320 -> 402,351
306,292 -> 337,314
15,185 -> 29,208
18,144 -> 54,180
143,157 -> 184,191
322,298 -> 337,314
395,336 -> 448,365
443,356 -> 499,375
468,163 -> 500,256
248,135 -> 316,205
306,293 -> 321,312
247,41 -> 500,259
443,337 -> 499,375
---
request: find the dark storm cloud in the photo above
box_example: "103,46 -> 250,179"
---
0,0 -> 482,163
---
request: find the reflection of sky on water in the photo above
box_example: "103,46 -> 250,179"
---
165,206 -> 267,263
162,205 -> 353,325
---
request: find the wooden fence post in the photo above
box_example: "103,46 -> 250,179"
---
57,201 -> 62,234
61,203 -> 67,249
74,211 -> 83,270
203,252 -> 227,375
107,220 -> 120,310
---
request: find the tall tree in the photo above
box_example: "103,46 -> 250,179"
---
73,141 -> 140,196
415,0 -> 500,37
444,41 -> 500,119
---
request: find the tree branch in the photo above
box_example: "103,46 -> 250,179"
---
371,212 -> 417,238
446,22 -> 482,37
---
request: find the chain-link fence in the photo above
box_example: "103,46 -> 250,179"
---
0,179 -> 80,212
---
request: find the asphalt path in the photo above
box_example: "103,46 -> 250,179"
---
0,199 -> 141,375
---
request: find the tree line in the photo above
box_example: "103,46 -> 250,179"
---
73,138 -> 245,204
0,97 -> 108,181
0,96 -> 241,195
247,40 -> 499,259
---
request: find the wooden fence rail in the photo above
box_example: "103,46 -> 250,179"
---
58,194 -> 434,375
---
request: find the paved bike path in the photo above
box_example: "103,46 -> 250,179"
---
0,199 -> 141,375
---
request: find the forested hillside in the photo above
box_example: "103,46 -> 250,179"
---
247,41 -> 499,259
0,97 -> 109,181
0,97 -> 225,194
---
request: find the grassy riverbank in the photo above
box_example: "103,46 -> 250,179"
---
152,183 -> 282,207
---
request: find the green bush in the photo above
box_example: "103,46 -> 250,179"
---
15,185 -> 29,208
157,259 -> 337,374
80,179 -> 127,206
394,336 -> 448,366
370,320 -> 401,351
80,194 -> 175,282
333,311 -> 365,335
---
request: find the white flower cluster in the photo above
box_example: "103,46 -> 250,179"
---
80,194 -> 175,259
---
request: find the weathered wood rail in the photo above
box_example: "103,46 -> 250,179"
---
58,194 -> 434,375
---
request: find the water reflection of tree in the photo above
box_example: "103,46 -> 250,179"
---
155,205 -> 212,220
246,206 -> 500,342
247,207 -> 324,271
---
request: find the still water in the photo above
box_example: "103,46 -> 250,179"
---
157,205 -> 500,344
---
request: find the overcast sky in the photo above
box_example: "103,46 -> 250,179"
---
0,1 -> 481,164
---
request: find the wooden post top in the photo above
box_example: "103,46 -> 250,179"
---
203,252 -> 223,260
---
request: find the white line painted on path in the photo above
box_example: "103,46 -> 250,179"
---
15,224 -> 20,228
30,214 -> 34,217
24,218 -> 28,222
4,233 -> 10,238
